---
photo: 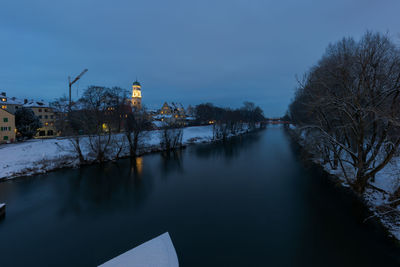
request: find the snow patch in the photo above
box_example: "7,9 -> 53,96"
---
98,232 -> 178,267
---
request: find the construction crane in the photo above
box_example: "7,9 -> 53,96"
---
68,68 -> 88,111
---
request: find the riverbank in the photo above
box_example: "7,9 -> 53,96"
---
0,125 -> 258,181
286,125 -> 400,243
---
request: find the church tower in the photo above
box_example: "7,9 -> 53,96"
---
131,80 -> 142,110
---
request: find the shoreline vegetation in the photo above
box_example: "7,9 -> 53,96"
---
286,31 -> 400,242
0,124 -> 261,181
286,125 -> 400,244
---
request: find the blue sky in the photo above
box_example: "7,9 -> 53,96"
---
1,0 -> 399,116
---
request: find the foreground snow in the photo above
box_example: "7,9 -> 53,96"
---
0,125 -> 251,180
99,232 -> 178,267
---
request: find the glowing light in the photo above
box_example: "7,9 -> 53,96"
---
136,157 -> 143,174
132,90 -> 142,98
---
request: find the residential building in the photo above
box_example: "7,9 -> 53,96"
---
153,102 -> 187,126
160,102 -> 172,115
0,108 -> 16,143
0,92 -> 23,114
23,100 -> 57,138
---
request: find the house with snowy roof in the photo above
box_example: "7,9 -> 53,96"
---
23,100 -> 57,138
0,92 -> 24,114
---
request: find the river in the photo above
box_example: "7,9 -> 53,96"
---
0,126 -> 399,266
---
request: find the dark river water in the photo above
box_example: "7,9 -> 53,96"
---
0,126 -> 399,266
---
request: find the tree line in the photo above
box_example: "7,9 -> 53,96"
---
51,87 -> 265,164
194,102 -> 265,140
289,32 -> 400,199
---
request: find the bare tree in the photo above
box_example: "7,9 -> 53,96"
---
67,86 -> 130,163
125,108 -> 152,157
160,122 -> 183,151
290,32 -> 400,195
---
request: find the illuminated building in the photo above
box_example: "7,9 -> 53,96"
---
131,80 -> 142,110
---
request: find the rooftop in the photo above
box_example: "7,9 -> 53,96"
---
23,100 -> 50,108
133,80 -> 141,86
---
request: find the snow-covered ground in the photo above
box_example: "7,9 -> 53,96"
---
0,126 -> 214,180
0,125 -> 253,181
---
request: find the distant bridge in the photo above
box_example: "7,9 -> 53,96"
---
261,119 -> 291,125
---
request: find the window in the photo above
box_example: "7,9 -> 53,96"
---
50,115 -> 54,119
38,115 -> 42,119
3,118 -> 8,122
4,136 -> 8,140
39,131 -> 45,136
1,105 -> 6,109
45,109 -> 48,112
8,127 -> 11,131
38,109 -> 42,112
1,98 -> 6,102
47,130 -> 54,136
45,115 -> 48,119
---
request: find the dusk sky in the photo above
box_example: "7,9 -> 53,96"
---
1,0 -> 399,116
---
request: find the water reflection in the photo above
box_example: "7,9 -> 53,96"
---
1,127 -> 400,267
53,157 -> 154,216
194,130 -> 262,160
159,150 -> 184,175
130,157 -> 144,185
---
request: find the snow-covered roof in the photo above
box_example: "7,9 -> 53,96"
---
23,100 -> 50,108
153,114 -> 173,119
153,121 -> 167,128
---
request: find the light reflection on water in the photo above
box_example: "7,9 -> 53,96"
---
0,127 -> 399,267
